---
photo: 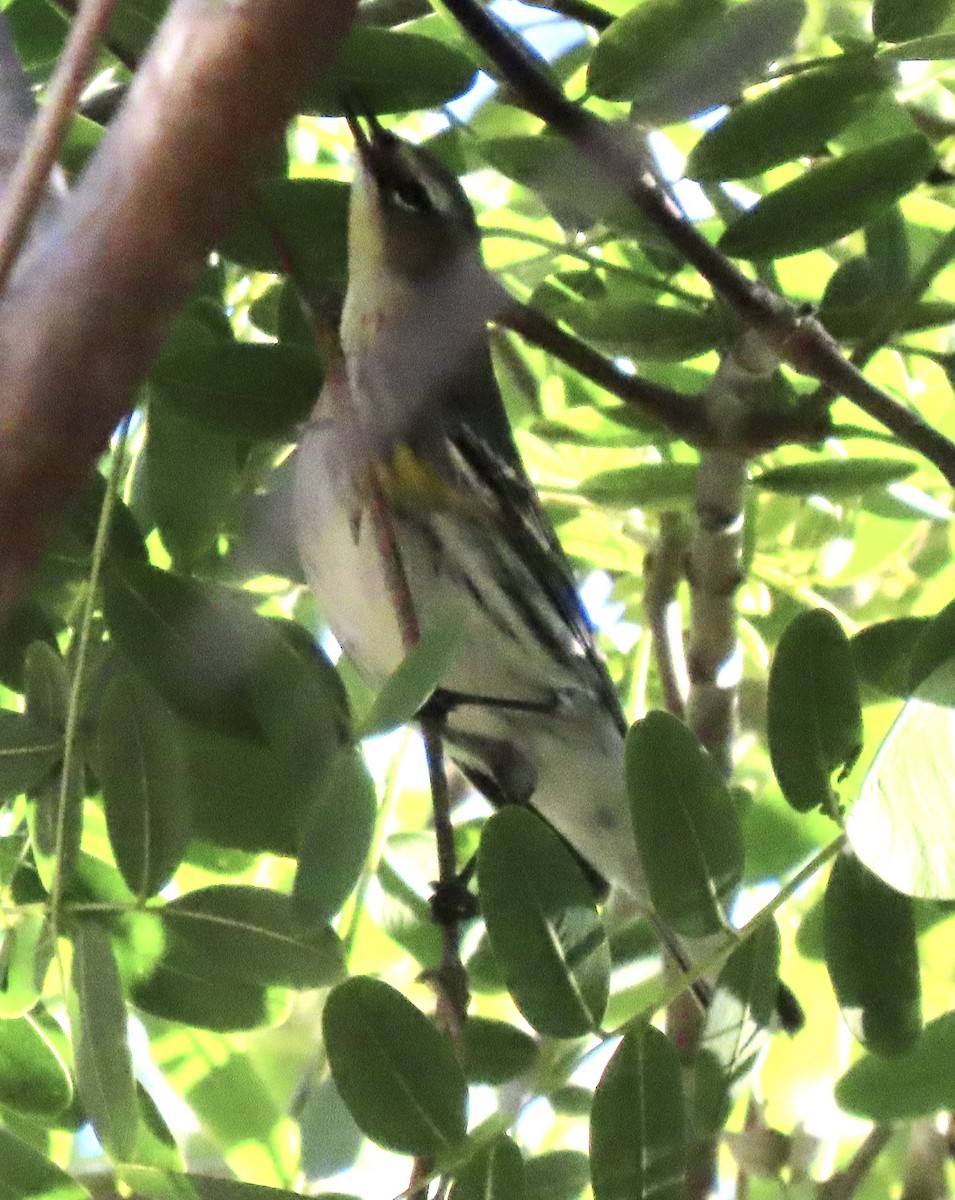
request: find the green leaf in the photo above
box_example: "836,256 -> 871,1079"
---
535,291 -> 723,360
477,807 -> 610,1037
223,178 -> 350,289
525,1151 -> 590,1200
625,712 -> 743,936
588,0 -> 726,104
697,920 -> 781,1105
357,614 -> 467,738
873,0 -> 952,41
590,1025 -> 686,1200
28,754 -> 84,893
592,0 -> 806,122
103,559 -> 291,740
323,976 -> 468,1157
23,640 -> 68,731
687,57 -> 890,181
753,456 -> 918,497
880,31 -> 955,57
906,597 -> 955,696
180,722 -> 311,857
579,463 -> 699,508
0,1125 -> 89,1200
720,135 -> 935,259
150,338 -> 323,441
294,749 -> 377,924
70,920 -> 139,1160
303,27 -> 477,116
144,398 -> 238,568
99,671 -> 191,898
836,1010 -> 955,1119
451,1135 -> 526,1200
0,710 -> 61,801
0,1012 -> 72,1119
461,1017 -> 539,1085
160,885 -> 344,989
132,958 -> 273,1033
122,1167 -> 359,1200
824,850 -> 921,1056
851,617 -> 928,698
767,609 -> 863,814
0,913 -> 54,1018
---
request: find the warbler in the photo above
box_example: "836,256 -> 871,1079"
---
293,113 -> 761,1008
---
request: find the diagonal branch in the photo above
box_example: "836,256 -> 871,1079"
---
0,0 -> 356,630
439,0 -> 955,488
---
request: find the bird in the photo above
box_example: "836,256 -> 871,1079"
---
292,111 -> 791,1021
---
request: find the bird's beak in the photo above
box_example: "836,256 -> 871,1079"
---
342,104 -> 387,174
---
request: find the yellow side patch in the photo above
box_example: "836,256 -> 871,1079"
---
377,445 -> 483,518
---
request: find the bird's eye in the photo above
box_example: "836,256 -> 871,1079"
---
387,174 -> 433,214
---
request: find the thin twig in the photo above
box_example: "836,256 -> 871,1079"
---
817,1125 -> 895,1200
440,0 -> 955,487
51,420 -> 128,941
0,0 -> 117,296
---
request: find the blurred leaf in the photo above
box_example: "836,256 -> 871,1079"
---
880,31 -> 955,57
590,1025 -> 685,1200
753,456 -> 918,497
70,920 -> 139,1160
478,807 -> 610,1037
611,0 -> 806,123
100,670 -> 191,898
461,1016 -> 539,1085
836,1011 -> 955,1118
0,1126 -> 88,1200
0,710 -> 60,802
28,754 -> 84,894
294,748 -> 377,924
525,1150 -> 590,1200
720,135 -> 935,259
873,0 -> 952,41
0,913 -> 54,1018
579,463 -> 698,508
224,178 -> 350,290
824,850 -> 922,1055
303,27 -> 478,115
150,338 -> 323,441
323,975 -> 468,1157
767,609 -> 863,813
0,1013 -> 72,1119
160,885 -> 344,989
625,711 -> 743,936
687,57 -> 890,181
144,398 -> 238,568
357,613 -> 467,738
451,1135 -> 526,1200
851,617 -> 928,698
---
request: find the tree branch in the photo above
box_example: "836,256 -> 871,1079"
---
0,0 -> 113,293
0,0 -> 356,627
439,0 -> 955,487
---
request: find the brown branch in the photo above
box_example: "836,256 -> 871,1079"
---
0,0 -> 357,627
440,0 -> 955,488
643,511 -> 689,718
0,0 -> 114,294
817,1125 -> 895,1200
